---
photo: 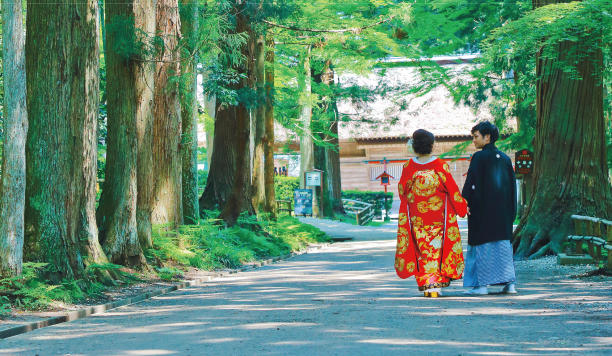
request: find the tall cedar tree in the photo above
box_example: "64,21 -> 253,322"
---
0,0 -> 28,277
24,0 -> 109,282
180,0 -> 200,225
298,49 -> 317,215
512,0 -> 612,258
251,34 -> 266,212
152,0 -> 183,227
200,3 -> 257,224
136,1 -> 157,249
96,1 -> 152,266
263,32 -> 277,217
217,5 -> 257,226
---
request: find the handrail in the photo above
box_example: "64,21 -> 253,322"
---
571,215 -> 612,226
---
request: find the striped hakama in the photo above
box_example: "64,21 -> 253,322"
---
463,240 -> 516,287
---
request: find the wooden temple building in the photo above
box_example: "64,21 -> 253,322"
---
274,56 -> 513,197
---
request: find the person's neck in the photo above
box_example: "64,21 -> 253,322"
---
416,154 -> 432,163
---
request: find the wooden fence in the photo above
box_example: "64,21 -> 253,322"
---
342,199 -> 374,226
567,215 -> 612,269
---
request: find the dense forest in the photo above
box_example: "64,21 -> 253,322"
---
0,0 -> 611,292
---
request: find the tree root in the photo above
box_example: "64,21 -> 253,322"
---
528,241 -> 552,260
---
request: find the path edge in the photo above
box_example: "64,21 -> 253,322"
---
0,243 -> 329,340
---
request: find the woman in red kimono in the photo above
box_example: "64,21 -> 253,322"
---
395,130 -> 468,297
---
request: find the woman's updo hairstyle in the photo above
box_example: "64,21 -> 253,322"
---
411,129 -> 435,155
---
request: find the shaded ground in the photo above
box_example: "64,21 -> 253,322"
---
1,221 -> 611,355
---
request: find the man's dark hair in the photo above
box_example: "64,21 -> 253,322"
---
471,121 -> 499,144
412,129 -> 435,155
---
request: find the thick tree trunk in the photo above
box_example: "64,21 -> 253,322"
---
299,50 -> 318,215
218,11 -> 256,226
325,118 -> 345,215
0,0 -> 28,277
180,0 -> 199,225
251,34 -> 266,213
96,1 -> 149,267
152,0 -> 183,227
320,62 -> 345,216
263,32 -> 276,217
136,1 -> 157,249
513,0 -> 612,258
24,0 -> 108,282
199,100 -> 237,211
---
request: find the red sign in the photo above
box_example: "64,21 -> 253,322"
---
515,150 -> 534,175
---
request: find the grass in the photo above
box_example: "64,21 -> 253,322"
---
147,212 -> 330,273
0,213 -> 330,313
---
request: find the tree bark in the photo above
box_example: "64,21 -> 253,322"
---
152,0 -> 183,227
325,118 -> 345,215
513,0 -> 612,258
263,32 -> 277,217
0,0 -> 28,277
218,9 -> 256,226
24,0 -> 108,282
96,0 -> 150,267
251,34 -> 266,213
180,0 -> 200,225
199,99 -> 237,211
320,62 -> 345,216
298,48 -> 317,215
136,1 -> 157,249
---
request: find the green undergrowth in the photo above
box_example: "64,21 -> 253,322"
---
146,212 -> 330,274
0,263 -> 109,316
0,214 -> 329,314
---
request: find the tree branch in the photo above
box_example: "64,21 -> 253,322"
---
261,15 -> 396,34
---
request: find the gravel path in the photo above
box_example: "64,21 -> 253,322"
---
1,222 -> 611,355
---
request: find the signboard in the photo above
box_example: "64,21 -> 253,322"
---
515,150 -> 534,175
305,171 -> 322,186
381,176 -> 389,185
294,189 -> 313,215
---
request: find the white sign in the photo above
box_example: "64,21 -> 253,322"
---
306,171 -> 322,186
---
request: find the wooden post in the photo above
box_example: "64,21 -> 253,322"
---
585,220 -> 596,259
575,218 -> 583,254
607,223 -> 612,270
594,220 -> 603,260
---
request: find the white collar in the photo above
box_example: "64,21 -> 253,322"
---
412,156 -> 437,165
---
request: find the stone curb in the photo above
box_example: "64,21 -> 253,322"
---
0,243 -> 329,340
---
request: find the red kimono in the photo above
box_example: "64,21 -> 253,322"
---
395,158 -> 468,291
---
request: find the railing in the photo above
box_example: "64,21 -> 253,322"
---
566,215 -> 612,269
342,199 -> 374,226
276,200 -> 293,215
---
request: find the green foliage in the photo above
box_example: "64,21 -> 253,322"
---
342,190 -> 393,217
0,263 -> 103,311
274,176 -> 300,203
146,213 -> 330,271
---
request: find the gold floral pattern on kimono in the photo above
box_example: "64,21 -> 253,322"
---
437,172 -> 447,183
454,191 -> 465,203
396,233 -> 409,254
407,192 -> 415,204
412,170 -> 440,197
398,182 -> 405,197
447,226 -> 460,241
417,196 -> 443,213
395,257 -> 405,271
395,158 -> 468,290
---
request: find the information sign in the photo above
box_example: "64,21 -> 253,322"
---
515,150 -> 534,175
306,171 -> 322,186
294,189 -> 313,215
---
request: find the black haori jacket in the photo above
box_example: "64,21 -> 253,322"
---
461,144 -> 517,246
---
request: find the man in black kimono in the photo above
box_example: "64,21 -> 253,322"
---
461,121 -> 517,295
